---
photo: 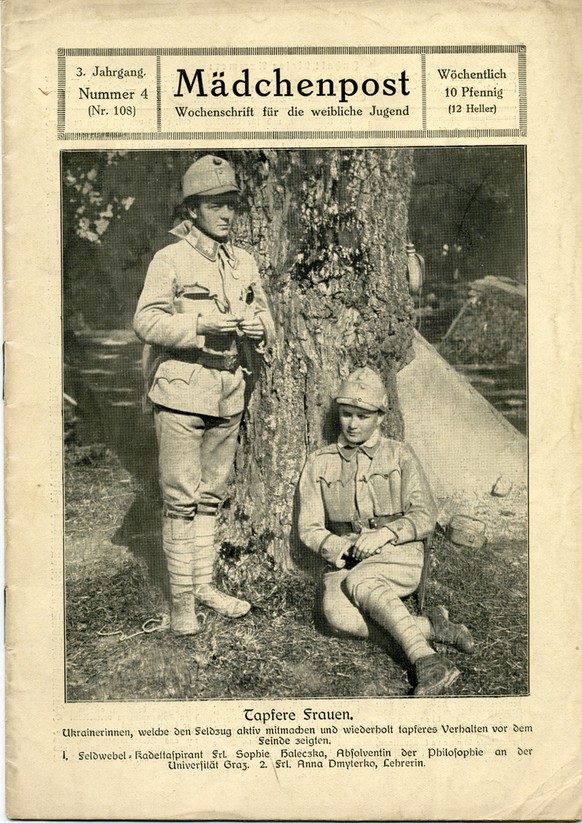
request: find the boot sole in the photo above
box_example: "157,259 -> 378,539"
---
171,624 -> 202,636
196,595 -> 251,619
227,604 -> 251,619
414,666 -> 460,697
202,606 -> 250,619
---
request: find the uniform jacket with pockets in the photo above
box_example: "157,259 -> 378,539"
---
134,221 -> 275,417
298,431 -> 437,568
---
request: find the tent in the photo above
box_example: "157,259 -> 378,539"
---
398,331 -> 527,501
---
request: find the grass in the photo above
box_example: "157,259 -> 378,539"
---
65,447 -> 528,701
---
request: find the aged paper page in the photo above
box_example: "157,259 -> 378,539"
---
4,0 -> 581,819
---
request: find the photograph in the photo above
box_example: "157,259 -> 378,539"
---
62,146 -> 527,702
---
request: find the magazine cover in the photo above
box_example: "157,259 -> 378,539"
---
4,0 -> 581,819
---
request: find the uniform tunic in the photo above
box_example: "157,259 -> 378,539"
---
134,220 -> 274,417
133,221 -> 275,517
298,430 -> 437,635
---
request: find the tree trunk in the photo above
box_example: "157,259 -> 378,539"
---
62,148 -> 415,570
225,149 -> 415,568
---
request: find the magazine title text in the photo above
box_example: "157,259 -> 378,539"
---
174,68 -> 410,103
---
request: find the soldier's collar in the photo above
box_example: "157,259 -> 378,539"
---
170,220 -> 236,265
337,429 -> 381,461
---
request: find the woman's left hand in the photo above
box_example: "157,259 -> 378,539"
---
351,528 -> 396,562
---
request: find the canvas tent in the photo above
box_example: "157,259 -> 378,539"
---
398,331 -> 527,502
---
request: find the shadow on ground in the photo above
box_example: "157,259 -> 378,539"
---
65,330 -> 167,594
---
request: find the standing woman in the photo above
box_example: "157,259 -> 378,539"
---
134,155 -> 274,635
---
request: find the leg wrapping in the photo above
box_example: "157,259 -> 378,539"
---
162,516 -> 196,595
162,516 -> 199,635
346,575 -> 434,665
191,513 -> 216,588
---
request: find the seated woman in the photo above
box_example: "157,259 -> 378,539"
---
298,366 -> 474,696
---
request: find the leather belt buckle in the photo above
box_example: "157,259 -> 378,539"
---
351,517 -> 381,532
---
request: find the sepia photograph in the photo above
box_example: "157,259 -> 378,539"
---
62,147 -> 527,702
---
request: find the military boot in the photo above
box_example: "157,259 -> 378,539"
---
413,653 -> 460,696
426,605 -> 476,654
162,515 -> 201,636
192,513 -> 251,618
169,591 -> 200,636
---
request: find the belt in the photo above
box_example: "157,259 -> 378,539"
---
328,513 -> 403,537
163,510 -> 195,521
173,349 -> 240,373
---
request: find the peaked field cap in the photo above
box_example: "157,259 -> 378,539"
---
335,366 -> 388,412
182,155 -> 240,199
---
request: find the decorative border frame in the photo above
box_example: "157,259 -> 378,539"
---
57,45 -> 527,140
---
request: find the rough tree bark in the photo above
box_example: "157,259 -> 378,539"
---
225,149 -> 415,568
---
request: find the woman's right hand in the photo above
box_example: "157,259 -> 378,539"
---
197,311 -> 242,336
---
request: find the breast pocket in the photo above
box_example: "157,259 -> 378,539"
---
367,470 -> 402,516
319,477 -> 354,523
176,284 -> 215,315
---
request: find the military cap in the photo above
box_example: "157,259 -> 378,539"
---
335,366 -> 388,412
182,155 -> 240,199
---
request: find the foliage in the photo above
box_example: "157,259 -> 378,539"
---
64,152 -> 135,243
440,292 -> 526,366
410,147 -> 526,287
